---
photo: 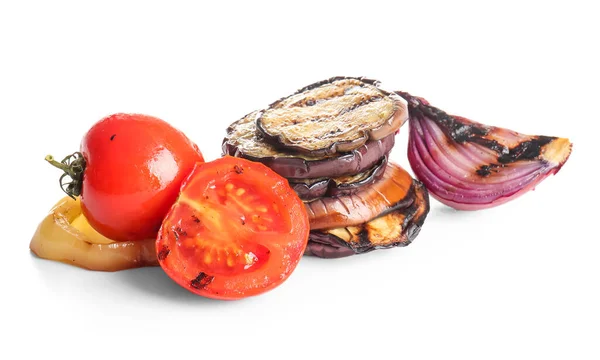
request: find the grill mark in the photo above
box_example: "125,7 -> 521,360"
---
157,246 -> 170,261
357,225 -> 372,247
398,91 -> 502,150
498,136 -> 555,163
288,85 -> 383,109
398,91 -> 558,165
282,94 -> 386,126
255,78 -> 400,156
338,95 -> 384,116
296,76 -> 380,94
476,163 -> 502,177
190,272 -> 214,290
269,76 -> 383,108
268,77 -> 388,121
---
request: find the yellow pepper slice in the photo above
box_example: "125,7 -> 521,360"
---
30,197 -> 158,271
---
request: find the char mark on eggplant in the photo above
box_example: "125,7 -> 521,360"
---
223,110 -> 395,179
255,77 -> 408,156
305,180 -> 430,258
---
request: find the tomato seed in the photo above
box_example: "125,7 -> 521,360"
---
226,256 -> 235,267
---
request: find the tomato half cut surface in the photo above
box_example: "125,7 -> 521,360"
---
156,156 -> 310,300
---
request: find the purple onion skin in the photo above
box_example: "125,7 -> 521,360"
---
398,92 -> 572,210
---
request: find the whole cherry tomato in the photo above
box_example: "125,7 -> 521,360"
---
46,113 -> 204,242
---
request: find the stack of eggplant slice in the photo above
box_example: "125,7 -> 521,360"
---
223,77 -> 430,258
223,76 -> 573,259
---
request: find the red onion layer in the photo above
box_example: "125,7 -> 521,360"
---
399,92 -> 572,210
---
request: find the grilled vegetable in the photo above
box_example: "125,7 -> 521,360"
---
223,110 -> 395,179
255,77 -> 408,156
305,162 -> 416,230
398,92 -> 572,210
290,157 -> 388,201
29,197 -> 158,271
306,180 -> 429,258
156,157 -> 309,300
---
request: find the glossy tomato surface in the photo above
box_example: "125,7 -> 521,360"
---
80,113 -> 204,242
156,156 -> 309,300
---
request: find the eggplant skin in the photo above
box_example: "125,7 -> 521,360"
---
290,157 -> 388,201
255,76 -> 408,156
305,180 -> 430,258
223,110 -> 395,179
305,162 -> 415,231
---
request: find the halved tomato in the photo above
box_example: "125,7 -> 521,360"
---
156,156 -> 309,300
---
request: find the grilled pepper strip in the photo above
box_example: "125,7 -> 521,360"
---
30,197 -> 158,271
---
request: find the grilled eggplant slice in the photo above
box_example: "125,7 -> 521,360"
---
305,162 -> 416,230
255,76 -> 408,156
223,110 -> 395,179
290,157 -> 388,201
306,180 -> 429,258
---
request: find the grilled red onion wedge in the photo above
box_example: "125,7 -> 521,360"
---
223,110 -> 395,179
398,92 -> 572,210
305,162 -> 416,230
290,157 -> 388,201
256,77 -> 408,156
305,180 -> 429,258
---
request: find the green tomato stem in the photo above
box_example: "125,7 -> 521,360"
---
45,152 -> 86,199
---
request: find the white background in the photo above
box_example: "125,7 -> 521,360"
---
1,1 -> 598,359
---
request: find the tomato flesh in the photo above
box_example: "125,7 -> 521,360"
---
157,156 -> 309,300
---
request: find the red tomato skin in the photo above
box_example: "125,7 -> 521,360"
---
79,113 -> 204,242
